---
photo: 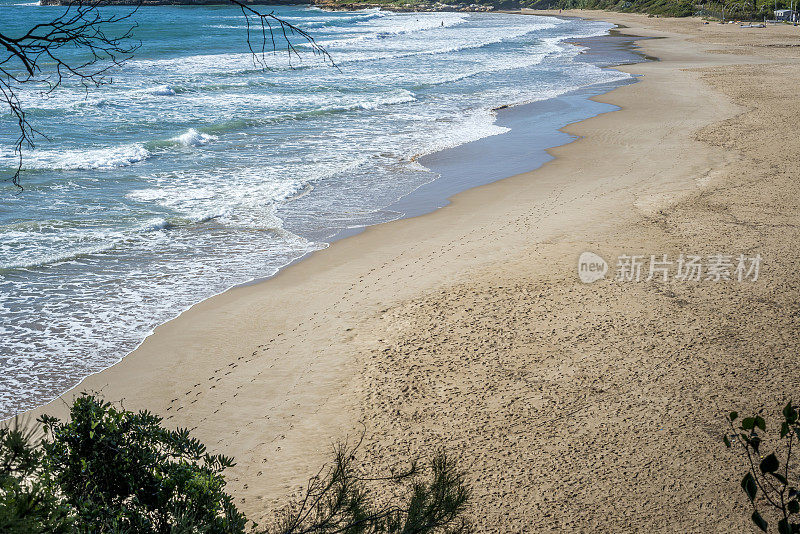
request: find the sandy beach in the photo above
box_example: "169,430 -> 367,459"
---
25,11 -> 800,531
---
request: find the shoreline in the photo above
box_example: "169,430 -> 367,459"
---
20,10 -> 800,530
21,11 -> 681,493
9,17 -> 638,420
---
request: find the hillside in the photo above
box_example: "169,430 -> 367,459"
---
36,0 -> 787,27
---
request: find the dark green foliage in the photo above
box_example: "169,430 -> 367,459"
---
390,453 -> 471,533
0,393 -> 471,534
520,0 -> 694,17
271,440 -> 471,534
0,419 -> 72,533
724,403 -> 800,533
39,394 -> 247,533
517,0 -> 794,19
696,0 -> 789,21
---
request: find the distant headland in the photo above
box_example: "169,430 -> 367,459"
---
37,0 -> 500,11
39,0 -> 312,5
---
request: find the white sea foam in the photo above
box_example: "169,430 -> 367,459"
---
148,85 -> 178,96
139,218 -> 172,231
5,129 -> 219,175
418,108 -> 511,157
316,12 -> 469,47
328,21 -> 561,66
358,90 -> 416,109
171,129 -> 218,146
0,232 -> 124,271
132,13 -> 527,74
5,144 -> 152,171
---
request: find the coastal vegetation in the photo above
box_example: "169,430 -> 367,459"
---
525,0 -> 695,17
0,393 -> 471,533
319,0 -> 791,19
524,0 -> 792,19
725,402 -> 800,533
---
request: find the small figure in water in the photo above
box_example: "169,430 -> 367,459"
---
441,21 -> 444,26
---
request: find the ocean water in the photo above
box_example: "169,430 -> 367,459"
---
0,2 -> 631,418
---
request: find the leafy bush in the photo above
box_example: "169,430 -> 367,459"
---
0,419 -> 72,533
724,402 -> 800,533
0,393 -> 471,534
271,440 -> 471,533
39,394 -> 247,533
521,0 -> 694,17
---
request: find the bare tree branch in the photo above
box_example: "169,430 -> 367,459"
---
1,0 -> 141,190
1,0 -> 335,191
228,0 -> 337,71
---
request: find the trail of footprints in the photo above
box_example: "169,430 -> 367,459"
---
164,181 -> 611,459
167,187 -> 573,427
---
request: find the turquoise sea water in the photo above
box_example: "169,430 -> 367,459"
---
0,2 -> 630,417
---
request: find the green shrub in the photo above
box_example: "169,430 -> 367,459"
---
0,419 -> 72,533
724,402 -> 800,533
0,393 -> 471,534
271,441 -> 471,533
39,394 -> 247,533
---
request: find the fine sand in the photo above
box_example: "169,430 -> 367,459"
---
26,11 -> 800,531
